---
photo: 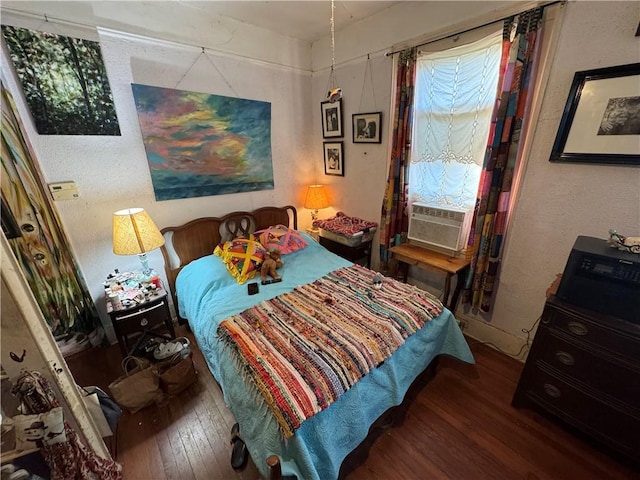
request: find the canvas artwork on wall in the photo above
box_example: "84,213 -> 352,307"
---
1,25 -> 120,135
131,84 -> 274,200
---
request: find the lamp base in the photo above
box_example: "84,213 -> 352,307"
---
138,253 -> 154,281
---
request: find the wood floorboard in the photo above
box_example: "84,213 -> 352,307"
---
66,327 -> 639,480
419,393 -> 545,479
152,406 -> 186,480
422,360 -> 621,480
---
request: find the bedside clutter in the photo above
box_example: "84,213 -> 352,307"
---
104,271 -> 176,357
314,212 -> 377,268
513,235 -> 640,463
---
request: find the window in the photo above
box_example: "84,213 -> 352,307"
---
409,30 -> 502,210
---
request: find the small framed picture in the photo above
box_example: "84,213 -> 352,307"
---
352,112 -> 382,143
321,99 -> 343,138
323,142 -> 344,176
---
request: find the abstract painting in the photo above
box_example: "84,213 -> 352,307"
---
131,84 -> 273,200
1,25 -> 120,135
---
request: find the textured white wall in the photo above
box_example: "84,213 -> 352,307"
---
311,1 -> 526,71
1,22 -> 314,340
310,52 -> 394,267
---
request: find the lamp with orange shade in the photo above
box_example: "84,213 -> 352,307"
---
303,185 -> 329,229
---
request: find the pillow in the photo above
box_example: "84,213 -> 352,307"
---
214,237 -> 266,284
14,406 -> 67,450
254,224 -> 307,254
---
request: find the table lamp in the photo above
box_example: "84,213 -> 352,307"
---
303,185 -> 329,229
112,208 -> 165,277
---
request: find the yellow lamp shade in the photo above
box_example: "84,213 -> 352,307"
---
112,208 -> 165,256
303,185 -> 329,210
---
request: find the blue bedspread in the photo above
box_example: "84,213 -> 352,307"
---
176,233 -> 474,480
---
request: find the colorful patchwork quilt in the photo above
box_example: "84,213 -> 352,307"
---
218,264 -> 442,438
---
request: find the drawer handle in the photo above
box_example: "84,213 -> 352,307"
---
140,318 -> 149,327
543,383 -> 561,398
555,351 -> 574,366
541,316 -> 550,325
567,321 -> 588,336
115,301 -> 165,320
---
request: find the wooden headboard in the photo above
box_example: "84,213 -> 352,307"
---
159,205 -> 297,315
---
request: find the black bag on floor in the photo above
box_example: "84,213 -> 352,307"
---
80,386 -> 122,437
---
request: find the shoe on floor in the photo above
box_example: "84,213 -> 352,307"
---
153,341 -> 184,360
230,422 -> 248,470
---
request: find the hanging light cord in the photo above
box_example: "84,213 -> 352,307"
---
330,0 -> 336,90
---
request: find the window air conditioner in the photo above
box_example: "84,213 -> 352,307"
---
407,202 -> 473,256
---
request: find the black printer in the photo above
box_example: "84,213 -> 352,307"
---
556,235 -> 640,323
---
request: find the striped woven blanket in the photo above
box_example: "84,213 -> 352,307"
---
217,265 -> 443,438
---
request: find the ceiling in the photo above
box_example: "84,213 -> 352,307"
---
178,1 -> 401,42
1,1 -> 403,43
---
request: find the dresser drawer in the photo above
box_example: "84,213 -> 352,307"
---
524,367 -> 640,459
114,300 -> 169,336
544,306 -> 640,362
535,329 -> 640,406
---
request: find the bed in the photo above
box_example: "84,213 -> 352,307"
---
159,205 -> 474,480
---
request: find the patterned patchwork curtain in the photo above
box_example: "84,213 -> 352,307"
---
1,82 -> 105,354
462,8 -> 544,312
379,47 -> 417,271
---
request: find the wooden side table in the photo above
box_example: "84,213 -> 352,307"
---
319,235 -> 373,268
305,228 -> 320,241
389,243 -> 470,311
106,289 -> 175,357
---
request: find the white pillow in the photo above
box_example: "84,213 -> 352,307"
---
13,406 -> 66,450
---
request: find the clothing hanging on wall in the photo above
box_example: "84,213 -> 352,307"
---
11,370 -> 123,480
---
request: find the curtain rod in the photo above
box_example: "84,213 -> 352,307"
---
385,0 -> 564,57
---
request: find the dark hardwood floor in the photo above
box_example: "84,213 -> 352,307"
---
67,327 -> 639,480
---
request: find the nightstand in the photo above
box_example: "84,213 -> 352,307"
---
319,235 -> 373,268
306,228 -> 320,241
106,288 -> 175,357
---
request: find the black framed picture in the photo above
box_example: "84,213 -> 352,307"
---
550,63 -> 640,166
352,112 -> 382,143
321,99 -> 343,138
323,142 -> 344,176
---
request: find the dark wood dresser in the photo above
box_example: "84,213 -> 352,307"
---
512,296 -> 640,462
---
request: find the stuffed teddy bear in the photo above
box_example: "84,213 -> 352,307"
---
261,248 -> 283,283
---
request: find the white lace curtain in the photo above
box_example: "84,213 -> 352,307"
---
409,30 -> 502,210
